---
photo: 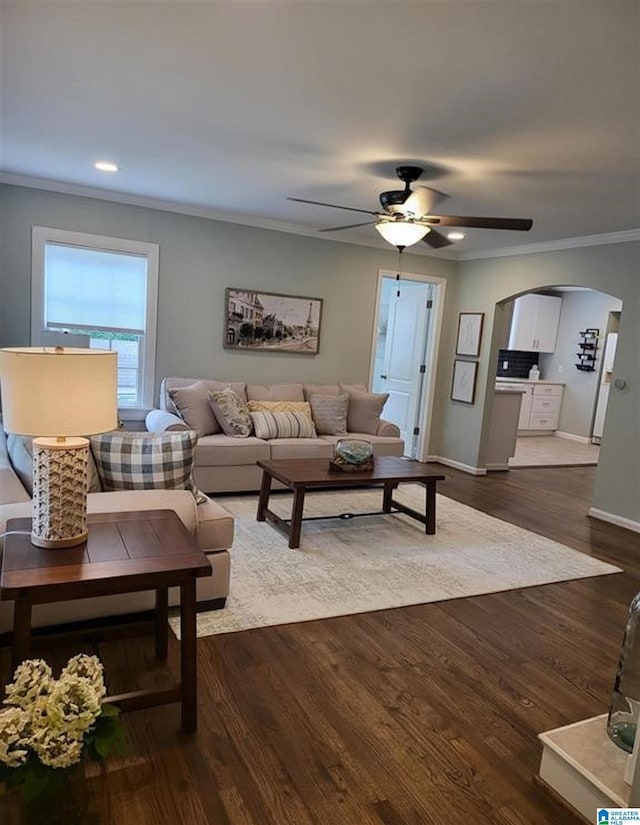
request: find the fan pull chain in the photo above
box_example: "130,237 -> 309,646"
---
396,246 -> 404,297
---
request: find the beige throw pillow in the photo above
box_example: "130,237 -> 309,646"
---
339,385 -> 389,435
209,388 -> 253,437
247,400 -> 313,418
308,394 -> 349,435
169,381 -> 222,436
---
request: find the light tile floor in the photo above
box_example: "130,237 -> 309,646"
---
509,435 -> 600,468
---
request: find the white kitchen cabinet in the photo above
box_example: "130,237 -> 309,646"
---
520,383 -> 564,431
508,294 -> 562,353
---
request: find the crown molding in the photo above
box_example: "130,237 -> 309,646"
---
0,171 -> 458,259
458,229 -> 640,260
4,171 -> 635,262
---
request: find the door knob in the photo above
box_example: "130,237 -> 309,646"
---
380,374 -> 387,380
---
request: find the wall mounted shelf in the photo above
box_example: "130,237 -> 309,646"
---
575,328 -> 599,372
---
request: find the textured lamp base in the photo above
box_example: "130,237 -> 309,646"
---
32,437 -> 89,548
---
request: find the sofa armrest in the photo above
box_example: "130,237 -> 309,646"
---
376,418 -> 400,438
145,409 -> 189,433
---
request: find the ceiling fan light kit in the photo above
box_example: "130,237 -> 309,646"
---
374,220 -> 430,248
288,164 -> 533,250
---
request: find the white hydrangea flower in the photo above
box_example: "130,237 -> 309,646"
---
5,659 -> 53,708
44,675 -> 102,735
60,654 -> 106,699
0,706 -> 30,767
31,728 -> 83,769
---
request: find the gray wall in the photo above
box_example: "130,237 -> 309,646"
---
433,243 -> 639,524
0,183 -> 456,396
2,183 -> 638,525
538,290 -> 622,438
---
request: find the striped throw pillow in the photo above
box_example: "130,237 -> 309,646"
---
90,431 -> 207,503
250,410 -> 316,440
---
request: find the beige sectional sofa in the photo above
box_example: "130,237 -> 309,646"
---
0,425 -> 234,632
146,377 -> 404,493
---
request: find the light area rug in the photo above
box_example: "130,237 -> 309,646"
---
171,485 -> 620,638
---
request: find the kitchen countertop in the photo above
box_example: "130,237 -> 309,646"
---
494,385 -> 526,393
496,377 -> 565,386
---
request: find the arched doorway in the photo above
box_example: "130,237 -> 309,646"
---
479,284 -> 623,472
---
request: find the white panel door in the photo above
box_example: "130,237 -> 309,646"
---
374,280 -> 430,447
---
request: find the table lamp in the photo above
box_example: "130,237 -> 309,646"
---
0,347 -> 118,548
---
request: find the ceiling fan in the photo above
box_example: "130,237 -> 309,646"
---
288,165 -> 533,249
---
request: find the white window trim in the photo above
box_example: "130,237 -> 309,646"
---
31,226 -> 159,411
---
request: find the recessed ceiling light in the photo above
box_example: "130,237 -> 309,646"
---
447,231 -> 466,241
94,161 -> 119,173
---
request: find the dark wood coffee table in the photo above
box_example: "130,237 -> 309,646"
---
256,456 -> 446,549
1,509 -> 211,733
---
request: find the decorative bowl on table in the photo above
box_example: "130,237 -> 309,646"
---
329,439 -> 374,472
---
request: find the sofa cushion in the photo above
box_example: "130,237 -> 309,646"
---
169,381 -> 222,436
250,410 -> 316,440
303,383 -> 365,400
0,488 -> 199,541
195,434 -> 270,467
269,438 -> 334,460
196,496 -> 235,551
6,433 -> 102,496
340,386 -> 389,435
90,431 -> 205,502
246,383 -> 305,402
308,393 -> 349,435
161,377 -> 247,415
209,388 -> 253,437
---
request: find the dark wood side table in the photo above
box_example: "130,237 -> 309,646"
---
0,509 -> 211,733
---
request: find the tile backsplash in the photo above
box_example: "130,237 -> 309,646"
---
497,349 -> 540,378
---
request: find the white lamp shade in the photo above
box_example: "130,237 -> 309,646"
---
0,347 -> 118,437
375,221 -> 430,247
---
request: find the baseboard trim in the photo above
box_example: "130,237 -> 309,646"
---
589,508 -> 640,534
428,456 -> 487,476
555,431 -> 591,444
485,462 -> 510,471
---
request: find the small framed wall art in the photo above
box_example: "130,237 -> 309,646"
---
224,288 -> 323,355
455,312 -> 484,357
451,359 -> 478,404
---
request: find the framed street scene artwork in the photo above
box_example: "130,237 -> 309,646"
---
455,312 -> 484,357
451,359 -> 478,404
224,289 -> 323,354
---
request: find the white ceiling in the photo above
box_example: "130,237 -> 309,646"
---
1,1 -> 638,257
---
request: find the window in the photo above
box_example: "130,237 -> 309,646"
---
32,227 -> 159,410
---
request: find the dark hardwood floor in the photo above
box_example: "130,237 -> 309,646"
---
2,465 -> 637,824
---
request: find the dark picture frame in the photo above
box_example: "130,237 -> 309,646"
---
455,312 -> 484,357
224,288 -> 323,355
451,359 -> 478,404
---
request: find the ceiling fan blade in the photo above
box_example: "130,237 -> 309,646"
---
422,228 -> 453,249
402,186 -> 449,218
318,221 -> 377,233
287,197 -> 378,216
426,215 -> 533,231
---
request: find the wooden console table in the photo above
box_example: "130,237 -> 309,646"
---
0,509 -> 211,733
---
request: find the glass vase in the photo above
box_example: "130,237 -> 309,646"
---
607,591 -> 640,753
20,764 -> 88,825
